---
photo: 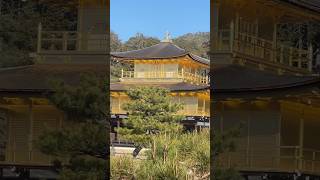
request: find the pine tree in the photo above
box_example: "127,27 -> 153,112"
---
117,87 -> 184,149
37,73 -> 108,179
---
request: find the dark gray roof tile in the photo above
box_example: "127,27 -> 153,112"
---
111,42 -> 210,66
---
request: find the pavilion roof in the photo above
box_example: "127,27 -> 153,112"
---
0,63 -> 319,94
111,42 -> 210,66
0,64 -> 106,93
110,82 -> 209,92
213,64 -> 320,93
282,0 -> 320,13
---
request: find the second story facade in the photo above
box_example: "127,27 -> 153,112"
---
212,0 -> 320,75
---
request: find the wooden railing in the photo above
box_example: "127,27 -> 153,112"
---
218,146 -> 320,175
37,23 -> 108,53
121,69 -> 210,85
213,23 -> 313,73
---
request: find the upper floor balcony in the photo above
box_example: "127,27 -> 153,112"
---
120,69 -> 210,85
35,23 -> 108,64
212,22 -> 314,75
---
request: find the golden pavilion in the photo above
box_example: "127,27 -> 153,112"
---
212,0 -> 320,178
110,36 -> 210,144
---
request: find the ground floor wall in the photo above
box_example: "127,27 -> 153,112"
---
111,90 -> 210,117
214,99 -> 320,175
0,101 -> 63,166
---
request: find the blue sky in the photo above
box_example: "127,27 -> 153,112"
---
111,0 -> 210,42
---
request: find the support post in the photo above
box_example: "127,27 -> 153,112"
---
308,44 -> 313,72
212,1 -> 220,51
298,39 -> 303,69
202,99 -> 205,116
62,32 -> 68,51
247,110 -> 250,167
28,99 -> 33,162
181,68 -> 184,79
280,45 -> 284,64
77,32 -> 82,51
299,115 -> 304,170
289,47 -> 293,67
230,21 -> 234,52
37,23 -> 42,53
235,13 -> 239,40
272,23 -> 278,62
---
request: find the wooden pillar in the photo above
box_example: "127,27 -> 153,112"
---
254,18 -> 259,56
230,21 -> 234,52
221,101 -> 224,132
202,99 -> 205,116
246,105 -> 251,167
37,23 -> 42,53
271,12 -> 281,63
272,23 -> 278,62
276,108 -> 282,168
28,100 -> 33,162
235,13 -> 240,39
212,0 -> 220,51
298,111 -> 304,170
308,44 -> 313,72
62,32 -> 68,51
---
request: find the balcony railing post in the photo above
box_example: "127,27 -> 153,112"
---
181,68 -> 184,79
37,22 -> 42,53
280,45 -> 284,64
298,47 -> 302,69
272,23 -> 277,62
289,47 -> 293,67
77,32 -> 82,51
62,32 -> 68,51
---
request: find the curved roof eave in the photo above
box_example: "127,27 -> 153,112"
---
111,53 -> 210,66
213,78 -> 320,93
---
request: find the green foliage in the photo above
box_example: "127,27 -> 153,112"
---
123,33 -> 160,51
111,156 -> 138,179
111,130 -> 210,179
38,123 -> 106,158
178,129 -> 210,176
117,87 -> 184,147
212,124 -> 244,180
38,74 -> 107,179
0,1 -> 38,67
113,87 -> 208,179
137,158 -> 187,180
48,73 -> 107,122
212,125 -> 242,157
0,0 -> 78,68
110,31 -> 123,52
173,32 -> 210,58
58,156 -> 105,180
